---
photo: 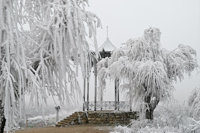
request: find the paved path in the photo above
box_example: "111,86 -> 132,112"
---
15,124 -> 115,133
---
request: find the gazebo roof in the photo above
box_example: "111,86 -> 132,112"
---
98,37 -> 116,52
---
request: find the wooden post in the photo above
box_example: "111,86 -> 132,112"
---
55,106 -> 60,122
94,59 -> 97,111
83,78 -> 86,111
87,77 -> 89,110
26,119 -> 28,129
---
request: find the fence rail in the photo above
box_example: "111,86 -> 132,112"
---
84,101 -> 131,111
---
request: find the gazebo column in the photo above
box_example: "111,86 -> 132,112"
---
117,79 -> 119,111
101,89 -> 103,110
115,79 -> 119,110
130,88 -> 132,111
115,80 -> 117,110
87,77 -> 89,111
83,78 -> 86,111
94,58 -> 97,111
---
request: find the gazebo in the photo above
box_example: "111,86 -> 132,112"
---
98,37 -> 116,58
83,27 -> 131,111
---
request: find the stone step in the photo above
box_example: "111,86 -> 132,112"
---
56,123 -> 65,127
80,120 -> 87,123
57,120 -> 71,125
70,116 -> 80,118
64,118 -> 77,121
60,120 -> 72,123
58,122 -> 69,125
73,112 -> 84,115
71,115 -> 82,117
56,124 -> 62,127
79,118 -> 87,120
64,117 -> 75,120
56,112 -> 86,127
57,121 -> 71,126
69,115 -> 77,117
69,115 -> 83,118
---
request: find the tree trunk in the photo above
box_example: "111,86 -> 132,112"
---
145,107 -> 154,120
144,93 -> 159,120
0,101 -> 6,133
0,116 -> 6,133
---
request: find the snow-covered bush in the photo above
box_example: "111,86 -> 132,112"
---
188,85 -> 200,131
111,103 -> 200,133
188,85 -> 200,119
153,103 -> 196,132
113,125 -> 183,133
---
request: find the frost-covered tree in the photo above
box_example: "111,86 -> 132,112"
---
0,0 -> 29,132
0,0 -> 101,132
188,87 -> 200,132
188,85 -> 200,119
98,27 -> 198,120
23,0 -> 101,106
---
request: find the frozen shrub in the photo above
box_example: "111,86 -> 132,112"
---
111,103 -> 200,133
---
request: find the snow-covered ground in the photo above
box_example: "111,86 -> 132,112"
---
27,109 -> 73,121
110,103 -> 200,133
18,106 -> 78,128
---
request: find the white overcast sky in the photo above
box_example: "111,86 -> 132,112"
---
84,0 -> 200,104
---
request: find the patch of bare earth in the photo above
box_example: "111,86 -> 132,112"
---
15,124 -> 115,133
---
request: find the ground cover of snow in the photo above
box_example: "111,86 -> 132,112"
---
111,103 -> 200,133
17,106 -> 79,129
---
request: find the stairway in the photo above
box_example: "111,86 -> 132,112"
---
56,111 -> 138,127
56,111 -> 86,127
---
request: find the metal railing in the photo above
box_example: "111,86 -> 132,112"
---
84,101 -> 131,111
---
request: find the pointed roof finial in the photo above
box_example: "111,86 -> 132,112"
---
107,26 -> 108,38
98,25 -> 116,52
